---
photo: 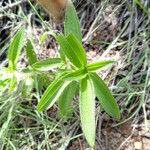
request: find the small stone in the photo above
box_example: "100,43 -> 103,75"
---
134,141 -> 142,150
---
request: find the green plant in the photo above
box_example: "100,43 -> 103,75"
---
37,0 -> 120,147
0,28 -> 26,94
37,33 -> 120,147
0,0 -> 120,147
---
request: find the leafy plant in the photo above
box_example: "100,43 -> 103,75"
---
0,29 -> 55,96
37,32 -> 120,147
36,0 -> 120,147
8,28 -> 26,71
0,0 -> 120,147
0,28 -> 26,93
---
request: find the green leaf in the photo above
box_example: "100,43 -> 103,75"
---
8,28 -> 26,70
40,32 -> 48,44
0,79 -> 9,95
37,67 -> 89,112
87,60 -> 115,72
32,58 -> 62,71
64,0 -> 82,42
64,68 -> 87,81
66,34 -> 87,66
22,77 -> 34,97
80,76 -> 95,147
37,72 -> 69,112
56,35 -> 83,68
0,79 -> 9,88
9,75 -> 17,92
58,81 -> 78,118
89,73 -> 120,119
36,73 -> 53,90
26,39 -> 38,65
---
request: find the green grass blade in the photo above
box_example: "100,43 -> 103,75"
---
80,76 -> 95,147
56,35 -> 83,68
32,58 -> 62,71
64,0 -> 82,42
8,28 -> 26,70
58,81 -> 78,118
0,105 -> 14,139
26,39 -> 38,65
89,73 -> 120,119
87,60 -> 115,72
66,34 -> 87,66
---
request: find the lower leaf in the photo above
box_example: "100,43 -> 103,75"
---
58,81 -> 78,118
80,76 -> 95,147
37,72 -> 68,111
